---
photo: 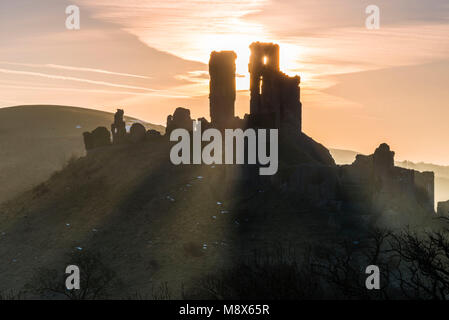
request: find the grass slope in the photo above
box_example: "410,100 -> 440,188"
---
0,139 -> 342,298
0,105 -> 164,204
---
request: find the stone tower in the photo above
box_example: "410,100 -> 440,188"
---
209,51 -> 237,127
249,42 -> 280,116
248,42 -> 301,131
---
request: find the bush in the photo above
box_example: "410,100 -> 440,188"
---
191,222 -> 449,300
389,225 -> 449,299
188,245 -> 324,299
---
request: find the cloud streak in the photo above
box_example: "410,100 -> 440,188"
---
0,68 -> 166,93
0,83 -> 189,98
0,61 -> 151,79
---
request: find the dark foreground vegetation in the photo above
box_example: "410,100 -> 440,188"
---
187,221 -> 449,300
1,219 -> 448,300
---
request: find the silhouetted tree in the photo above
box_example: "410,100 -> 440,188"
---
29,250 -> 120,300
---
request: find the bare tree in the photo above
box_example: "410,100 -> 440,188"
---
29,250 -> 120,300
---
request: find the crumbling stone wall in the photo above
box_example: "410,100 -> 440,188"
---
83,126 -> 111,151
340,143 -> 435,216
82,109 -> 164,152
166,107 -> 193,135
146,129 -> 161,139
129,123 -> 146,143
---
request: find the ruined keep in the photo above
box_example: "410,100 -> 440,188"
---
111,109 -> 126,144
248,42 -> 302,131
209,51 -> 237,128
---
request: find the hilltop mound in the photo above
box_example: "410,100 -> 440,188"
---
0,105 -> 164,204
0,125 -> 437,299
0,125 -> 440,298
0,132 -> 352,298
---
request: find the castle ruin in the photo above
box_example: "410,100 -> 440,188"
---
81,41 -> 437,219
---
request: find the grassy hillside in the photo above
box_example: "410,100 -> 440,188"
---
0,138 -> 347,298
0,132 -> 445,299
0,105 -> 164,204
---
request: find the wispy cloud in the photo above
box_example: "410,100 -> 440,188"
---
0,61 -> 151,79
0,83 -> 189,98
75,0 -> 449,90
76,0 -> 270,75
0,68 -> 164,93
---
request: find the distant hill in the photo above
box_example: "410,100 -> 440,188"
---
396,160 -> 449,205
330,148 -> 449,204
329,148 -> 359,165
0,105 -> 164,204
396,160 -> 449,179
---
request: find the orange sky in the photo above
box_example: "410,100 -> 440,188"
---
1,0 -> 449,164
